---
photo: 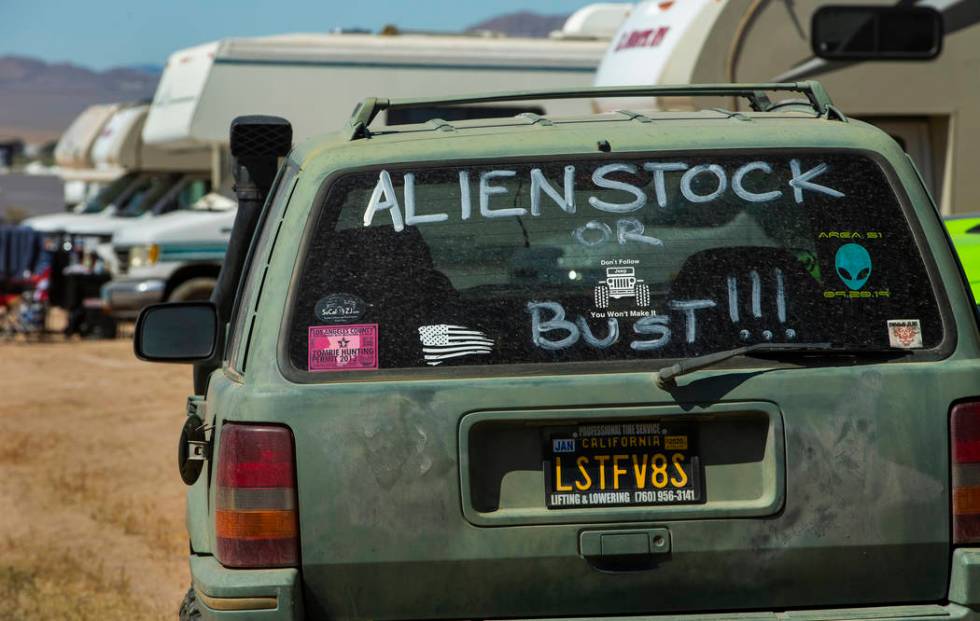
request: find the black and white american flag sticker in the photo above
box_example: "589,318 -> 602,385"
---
417,324 -> 494,366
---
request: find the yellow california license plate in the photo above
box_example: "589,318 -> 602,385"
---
545,421 -> 702,509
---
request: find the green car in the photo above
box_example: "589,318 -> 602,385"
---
946,215 -> 980,301
136,83 -> 980,621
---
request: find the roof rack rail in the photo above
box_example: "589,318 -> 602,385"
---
345,81 -> 837,140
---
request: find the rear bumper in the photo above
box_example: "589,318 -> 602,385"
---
538,607 -> 971,621
189,555 -> 302,620
521,607 -> 980,621
185,547 -> 980,621
100,277 -> 165,319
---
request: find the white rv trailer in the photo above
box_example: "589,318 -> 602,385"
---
89,104 -> 211,175
560,3 -> 635,39
26,104 -> 211,237
593,0 -> 980,215
142,22 -> 620,163
53,103 -> 125,205
54,103 -> 123,171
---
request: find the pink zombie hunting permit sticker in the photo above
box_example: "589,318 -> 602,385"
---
308,324 -> 378,372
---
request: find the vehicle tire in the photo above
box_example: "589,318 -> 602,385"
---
636,283 -> 651,308
168,277 -> 217,303
594,284 -> 610,309
179,587 -> 202,621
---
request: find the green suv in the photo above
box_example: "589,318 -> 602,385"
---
136,83 -> 980,621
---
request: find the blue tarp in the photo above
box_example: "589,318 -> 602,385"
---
0,225 -> 43,280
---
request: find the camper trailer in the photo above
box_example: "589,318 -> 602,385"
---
142,12 -> 625,183
52,103 -> 125,207
593,0 -> 980,215
25,103 -> 211,239
101,8 -> 631,318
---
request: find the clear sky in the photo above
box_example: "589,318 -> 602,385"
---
0,0 -> 597,70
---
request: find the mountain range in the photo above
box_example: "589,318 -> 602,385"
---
467,11 -> 568,37
0,57 -> 160,144
0,11 -> 570,144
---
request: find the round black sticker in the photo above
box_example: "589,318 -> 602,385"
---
314,293 -> 366,324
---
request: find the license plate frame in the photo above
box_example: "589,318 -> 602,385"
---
544,420 -> 703,509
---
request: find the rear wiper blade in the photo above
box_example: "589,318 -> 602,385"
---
655,342 -> 910,388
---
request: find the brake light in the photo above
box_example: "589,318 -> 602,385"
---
952,402 -> 980,543
215,424 -> 298,567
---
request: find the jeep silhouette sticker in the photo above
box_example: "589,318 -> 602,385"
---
594,266 -> 651,309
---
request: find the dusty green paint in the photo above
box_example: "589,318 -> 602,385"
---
185,395 -> 211,555
190,555 -> 301,620
183,84 -> 980,619
951,549 -> 980,606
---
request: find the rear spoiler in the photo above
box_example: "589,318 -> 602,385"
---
345,81 -> 844,140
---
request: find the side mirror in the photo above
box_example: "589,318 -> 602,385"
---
134,302 -> 218,363
812,5 -> 943,61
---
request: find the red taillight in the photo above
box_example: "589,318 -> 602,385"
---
952,402 -> 980,543
215,424 -> 298,568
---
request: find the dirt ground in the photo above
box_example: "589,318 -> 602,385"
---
0,337 -> 192,620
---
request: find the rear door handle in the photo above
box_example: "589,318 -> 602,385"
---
580,528 -> 670,571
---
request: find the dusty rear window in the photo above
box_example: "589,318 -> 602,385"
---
286,152 -> 942,373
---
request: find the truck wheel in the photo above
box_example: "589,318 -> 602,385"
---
168,278 -> 216,303
636,283 -> 651,308
594,284 -> 610,309
178,588 -> 202,620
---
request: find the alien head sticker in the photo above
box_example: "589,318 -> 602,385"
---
835,243 -> 872,291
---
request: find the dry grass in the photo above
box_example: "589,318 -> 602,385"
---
0,339 -> 193,619
0,537 -> 144,621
